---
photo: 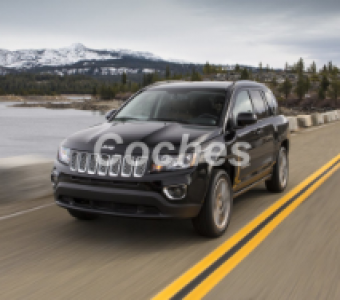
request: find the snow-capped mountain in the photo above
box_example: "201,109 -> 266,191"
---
0,43 -> 163,69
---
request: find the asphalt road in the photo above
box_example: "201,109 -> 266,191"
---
1,122 -> 340,300
206,165 -> 340,300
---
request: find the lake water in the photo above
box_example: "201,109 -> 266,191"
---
0,102 -> 107,159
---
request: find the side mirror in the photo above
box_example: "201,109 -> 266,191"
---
237,112 -> 257,127
105,109 -> 117,120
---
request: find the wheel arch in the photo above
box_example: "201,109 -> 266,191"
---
212,161 -> 236,187
281,139 -> 290,153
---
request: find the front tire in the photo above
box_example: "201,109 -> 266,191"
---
68,209 -> 98,221
266,146 -> 289,193
192,170 -> 233,238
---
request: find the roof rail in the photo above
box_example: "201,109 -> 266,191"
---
145,80 -> 187,88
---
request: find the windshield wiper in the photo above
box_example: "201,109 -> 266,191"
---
149,118 -> 190,124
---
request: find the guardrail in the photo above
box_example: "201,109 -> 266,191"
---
286,110 -> 340,133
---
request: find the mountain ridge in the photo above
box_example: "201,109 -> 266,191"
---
0,43 -> 170,69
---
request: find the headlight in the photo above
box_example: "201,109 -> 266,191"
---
151,153 -> 197,172
58,146 -> 71,165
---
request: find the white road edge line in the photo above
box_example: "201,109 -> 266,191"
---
0,203 -> 55,221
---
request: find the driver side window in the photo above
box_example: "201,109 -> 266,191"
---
232,90 -> 254,124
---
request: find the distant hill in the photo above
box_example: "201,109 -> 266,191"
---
0,43 -> 207,80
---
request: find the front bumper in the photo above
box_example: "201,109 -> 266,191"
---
53,161 -> 209,219
55,181 -> 201,219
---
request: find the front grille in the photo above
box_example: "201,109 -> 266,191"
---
69,151 -> 148,178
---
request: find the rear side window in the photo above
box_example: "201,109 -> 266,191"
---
263,90 -> 278,115
249,90 -> 268,119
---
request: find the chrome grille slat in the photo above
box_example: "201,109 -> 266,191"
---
121,156 -> 134,177
98,154 -> 110,176
70,151 -> 78,171
109,155 -> 122,177
77,152 -> 88,173
87,154 -> 98,175
134,156 -> 148,177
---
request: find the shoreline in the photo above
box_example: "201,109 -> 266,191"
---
0,94 -> 128,112
0,94 -> 92,102
0,95 -> 336,116
9,99 -> 121,112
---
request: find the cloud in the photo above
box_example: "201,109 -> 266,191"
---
1,0 -> 339,68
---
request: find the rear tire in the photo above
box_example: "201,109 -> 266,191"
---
266,146 -> 289,193
68,209 -> 98,221
192,170 -> 233,238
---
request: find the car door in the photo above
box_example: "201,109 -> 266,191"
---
249,89 -> 275,173
226,89 -> 261,190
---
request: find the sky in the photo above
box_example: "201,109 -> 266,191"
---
1,0 -> 340,68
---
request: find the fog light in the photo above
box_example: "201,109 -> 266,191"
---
51,169 -> 59,187
163,185 -> 187,200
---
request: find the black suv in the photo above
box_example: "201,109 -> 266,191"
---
52,81 -> 289,237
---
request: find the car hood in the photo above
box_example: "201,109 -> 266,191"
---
63,121 -> 221,154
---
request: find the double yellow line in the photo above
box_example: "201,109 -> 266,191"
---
153,154 -> 340,300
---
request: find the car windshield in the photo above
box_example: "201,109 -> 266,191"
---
112,87 -> 227,126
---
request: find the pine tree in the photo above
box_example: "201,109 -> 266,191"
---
328,61 -> 333,73
203,62 -> 211,74
91,86 -> 97,98
320,75 -> 330,91
297,58 -> 304,74
240,68 -> 249,80
310,61 -> 317,74
322,64 -> 328,74
121,72 -> 127,85
271,75 -> 278,87
328,79 -> 340,101
318,88 -> 326,100
165,65 -> 170,79
191,68 -> 202,81
295,75 -> 307,100
279,77 -> 292,104
305,76 -> 311,93
319,74 -> 330,100
332,66 -> 339,77
248,68 -> 253,80
266,64 -> 270,73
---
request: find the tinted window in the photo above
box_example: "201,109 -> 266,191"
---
232,90 -> 254,122
113,89 -> 226,126
263,90 -> 278,115
250,90 -> 268,119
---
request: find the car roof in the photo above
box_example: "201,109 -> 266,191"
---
145,80 -> 267,91
233,80 -> 268,89
146,81 -> 234,91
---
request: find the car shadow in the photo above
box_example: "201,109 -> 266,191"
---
49,183 -> 282,254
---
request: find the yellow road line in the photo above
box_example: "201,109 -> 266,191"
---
185,162 -> 340,299
152,154 -> 340,300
